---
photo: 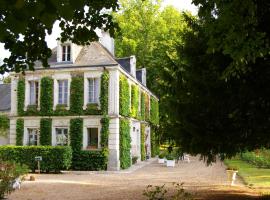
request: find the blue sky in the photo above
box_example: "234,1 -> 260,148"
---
0,0 -> 197,61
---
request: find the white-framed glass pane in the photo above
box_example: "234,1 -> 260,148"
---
56,128 -> 68,146
87,128 -> 98,149
67,45 -> 71,61
29,81 -> 38,105
88,78 -> 95,103
62,46 -> 66,61
28,128 -> 39,146
64,80 -> 68,104
58,80 -> 68,105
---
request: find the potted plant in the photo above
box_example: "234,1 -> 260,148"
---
158,152 -> 166,164
226,167 -> 238,186
166,154 -> 175,167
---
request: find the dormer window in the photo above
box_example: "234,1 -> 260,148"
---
62,45 -> 71,61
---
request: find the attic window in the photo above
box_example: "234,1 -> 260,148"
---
62,45 -> 71,61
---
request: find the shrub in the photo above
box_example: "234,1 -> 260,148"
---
241,149 -> 270,168
0,161 -> 28,199
120,118 -> 131,169
0,146 -> 72,173
16,119 -> 24,146
40,118 -> 52,145
72,149 -> 108,170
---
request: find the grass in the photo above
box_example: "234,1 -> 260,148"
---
224,158 -> 270,188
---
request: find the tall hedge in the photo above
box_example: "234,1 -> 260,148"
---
150,97 -> 159,125
70,75 -> 84,115
141,123 -> 146,161
16,119 -> 24,146
100,71 -> 109,115
17,78 -> 25,116
40,77 -> 53,116
0,146 -> 72,173
119,75 -> 130,117
131,84 -> 139,118
120,118 -> 131,169
40,118 -> 52,145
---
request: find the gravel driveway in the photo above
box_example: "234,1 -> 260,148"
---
8,156 -> 260,200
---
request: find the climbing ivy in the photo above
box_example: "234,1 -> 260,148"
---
40,118 -> 52,145
100,71 -> 109,115
70,74 -> 84,115
40,77 -> 53,116
0,115 -> 9,137
141,123 -> 146,161
150,97 -> 159,125
151,126 -> 159,157
145,93 -> 150,122
17,78 -> 25,116
120,118 -> 131,169
70,118 -> 83,153
141,91 -> 145,121
131,84 -> 139,119
16,119 -> 24,146
119,75 -> 130,117
100,117 -> 109,147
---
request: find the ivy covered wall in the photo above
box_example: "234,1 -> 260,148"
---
17,78 -> 25,116
100,71 -> 109,115
140,123 -> 146,161
40,118 -> 52,145
0,115 -> 9,137
120,118 -> 131,169
119,75 -> 130,117
141,92 -> 145,121
40,77 -> 53,116
145,93 -> 150,122
16,119 -> 24,146
131,84 -> 139,119
150,97 -> 159,125
70,74 -> 84,115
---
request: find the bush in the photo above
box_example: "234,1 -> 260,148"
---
0,161 -> 28,199
0,146 -> 72,173
72,149 -> 108,170
241,149 -> 270,168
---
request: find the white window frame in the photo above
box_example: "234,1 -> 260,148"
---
55,128 -> 69,146
58,79 -> 68,105
27,128 -> 40,146
29,81 -> 39,106
62,44 -> 71,62
86,127 -> 100,150
88,78 -> 99,104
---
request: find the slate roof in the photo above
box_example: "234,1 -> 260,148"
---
0,84 -> 11,112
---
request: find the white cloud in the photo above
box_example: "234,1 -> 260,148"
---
163,0 -> 198,15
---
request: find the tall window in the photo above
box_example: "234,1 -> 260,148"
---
29,81 -> 39,105
88,78 -> 99,103
28,128 -> 39,146
56,128 -> 68,146
58,80 -> 68,105
62,45 -> 71,61
87,128 -> 99,149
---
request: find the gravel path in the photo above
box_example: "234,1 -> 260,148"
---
8,156 -> 260,200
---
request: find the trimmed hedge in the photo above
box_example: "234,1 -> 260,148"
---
119,75 -> 130,117
141,123 -> 146,161
17,78 -> 25,116
40,77 -> 53,116
120,118 -> 131,169
0,146 -> 72,172
16,119 -> 24,146
72,149 -> 108,171
70,75 -> 84,115
40,118 -> 52,145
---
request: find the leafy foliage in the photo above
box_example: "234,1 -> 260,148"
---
16,119 -> 24,146
241,149 -> 270,168
120,118 -> 131,169
17,78 -> 25,116
141,123 -> 146,161
70,75 -> 84,115
145,93 -> 150,122
70,118 -> 83,153
100,71 -> 109,115
141,91 -> 145,121
119,75 -> 130,117
0,115 -> 9,137
151,126 -> 159,157
150,97 -> 159,125
0,146 -> 72,173
131,84 -> 139,118
0,0 -> 119,74
0,161 -> 28,199
40,118 -> 52,146
40,77 -> 53,116
100,117 -> 110,148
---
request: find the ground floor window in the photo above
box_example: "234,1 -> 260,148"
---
28,128 -> 39,146
87,128 -> 99,149
56,128 -> 68,146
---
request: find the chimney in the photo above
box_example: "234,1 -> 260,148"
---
136,68 -> 147,86
99,30 -> 115,56
130,55 -> 136,78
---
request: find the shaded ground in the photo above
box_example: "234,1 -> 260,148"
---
8,157 -> 267,200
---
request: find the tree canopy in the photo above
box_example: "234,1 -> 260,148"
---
0,0 -> 118,74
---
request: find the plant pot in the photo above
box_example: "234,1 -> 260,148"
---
158,158 -> 165,164
166,160 -> 175,167
226,170 -> 238,186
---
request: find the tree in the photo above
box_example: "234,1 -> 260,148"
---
0,0 -> 118,74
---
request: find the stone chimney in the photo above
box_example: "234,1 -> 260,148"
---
99,30 -> 115,56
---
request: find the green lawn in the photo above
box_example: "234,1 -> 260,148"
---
224,158 -> 270,188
